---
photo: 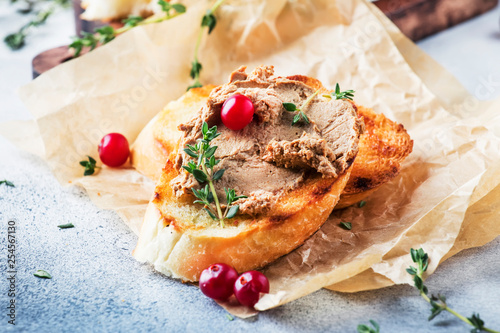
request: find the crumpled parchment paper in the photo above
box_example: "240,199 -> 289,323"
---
2,0 -> 499,317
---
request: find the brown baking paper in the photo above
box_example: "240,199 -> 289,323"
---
2,0 -> 500,317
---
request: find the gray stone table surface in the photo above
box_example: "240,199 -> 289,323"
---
1,2 -> 500,333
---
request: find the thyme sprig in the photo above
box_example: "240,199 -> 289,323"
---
324,83 -> 355,101
188,0 -> 227,90
282,89 -> 320,126
79,156 -> 99,176
407,248 -> 499,333
4,0 -> 70,50
69,0 -> 186,57
357,320 -> 380,333
182,122 -> 246,227
339,222 -> 352,230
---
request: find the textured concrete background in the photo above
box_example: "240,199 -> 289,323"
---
1,2 -> 500,332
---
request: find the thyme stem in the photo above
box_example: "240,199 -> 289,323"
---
408,248 -> 500,333
201,160 -> 224,225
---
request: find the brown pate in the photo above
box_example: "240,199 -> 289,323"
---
171,66 -> 364,216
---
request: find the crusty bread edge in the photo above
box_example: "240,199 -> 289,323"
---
133,168 -> 352,281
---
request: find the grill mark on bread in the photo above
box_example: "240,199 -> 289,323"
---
312,183 -> 333,198
353,177 -> 372,191
269,214 -> 293,224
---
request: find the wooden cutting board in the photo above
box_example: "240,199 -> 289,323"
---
33,0 -> 498,78
373,0 -> 498,41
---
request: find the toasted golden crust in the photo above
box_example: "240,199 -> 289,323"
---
133,159 -> 352,281
338,106 -> 413,207
131,80 -> 412,209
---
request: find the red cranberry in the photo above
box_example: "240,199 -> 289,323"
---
98,133 -> 130,167
221,94 -> 254,131
234,271 -> 270,307
199,263 -> 238,301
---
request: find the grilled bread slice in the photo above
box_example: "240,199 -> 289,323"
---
131,80 -> 412,209
133,66 -> 363,281
133,160 -> 352,281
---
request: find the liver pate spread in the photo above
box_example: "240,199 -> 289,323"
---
171,66 -> 364,216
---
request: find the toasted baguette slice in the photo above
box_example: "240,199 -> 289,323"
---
131,81 -> 412,209
133,159 -> 352,281
336,105 -> 413,209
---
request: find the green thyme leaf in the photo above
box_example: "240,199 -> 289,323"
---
301,111 -> 310,124
212,169 -> 225,181
369,320 -> 380,332
95,26 -> 115,44
184,148 -> 199,158
171,3 -> 187,13
4,32 -> 25,50
192,169 -> 208,183
285,89 -> 320,126
406,267 -> 417,275
34,269 -> 52,279
358,200 -> 367,208
226,205 -> 239,219
205,146 -> 217,158
283,103 -> 297,111
410,248 -> 418,263
69,32 -> 99,57
468,313 -> 485,332
225,313 -> 234,321
80,156 -> 99,176
57,223 -> 74,229
190,60 -> 202,79
0,180 -> 15,187
225,188 -> 234,204
122,15 -> 144,28
192,188 -> 202,199
357,320 -> 380,333
414,275 -> 424,290
332,83 -> 355,100
158,0 -> 170,12
202,121 -> 209,135
205,208 -> 217,220
201,11 -> 217,34
207,190 -> 214,203
339,222 -> 352,230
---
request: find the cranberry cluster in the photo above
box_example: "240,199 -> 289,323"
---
199,263 -> 270,308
